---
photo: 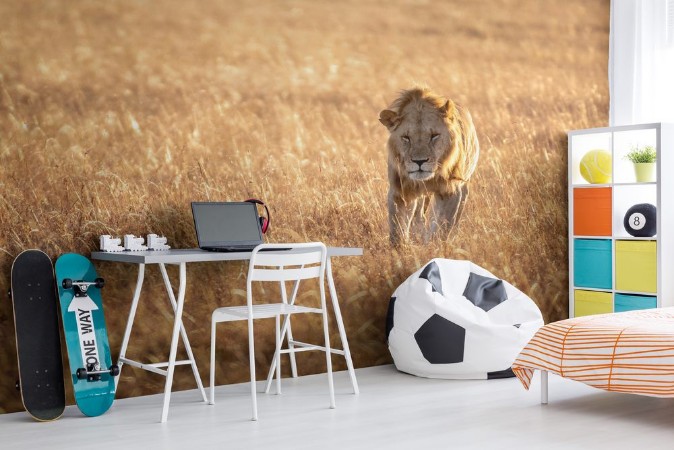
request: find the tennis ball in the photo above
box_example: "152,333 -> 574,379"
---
579,149 -> 612,184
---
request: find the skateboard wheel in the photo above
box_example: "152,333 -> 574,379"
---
62,279 -> 73,289
110,365 -> 120,377
76,368 -> 88,380
94,277 -> 105,289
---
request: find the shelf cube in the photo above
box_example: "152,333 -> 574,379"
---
615,240 -> 657,293
612,184 -> 658,238
573,239 -> 612,289
573,187 -> 612,236
574,290 -> 612,317
614,293 -> 657,313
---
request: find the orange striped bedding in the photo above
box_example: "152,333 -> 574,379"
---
512,308 -> 674,397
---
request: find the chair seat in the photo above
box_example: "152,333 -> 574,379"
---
213,303 -> 323,322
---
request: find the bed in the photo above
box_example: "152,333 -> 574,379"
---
512,308 -> 674,402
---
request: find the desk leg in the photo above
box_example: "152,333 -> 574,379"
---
116,263 -> 145,390
327,257 -> 359,395
161,262 -> 187,423
159,263 -> 207,404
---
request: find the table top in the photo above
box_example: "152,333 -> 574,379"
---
91,247 -> 363,264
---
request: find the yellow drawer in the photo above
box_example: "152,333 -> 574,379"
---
574,290 -> 612,317
615,240 -> 657,293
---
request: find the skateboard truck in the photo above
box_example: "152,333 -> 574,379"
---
76,364 -> 120,382
62,278 -> 105,296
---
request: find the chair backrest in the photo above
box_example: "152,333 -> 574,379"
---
247,243 -> 327,284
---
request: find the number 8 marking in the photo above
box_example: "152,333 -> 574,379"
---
629,212 -> 646,231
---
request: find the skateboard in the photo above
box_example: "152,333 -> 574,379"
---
55,253 -> 118,417
10,250 -> 66,421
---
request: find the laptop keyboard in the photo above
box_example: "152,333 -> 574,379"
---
202,247 -> 290,253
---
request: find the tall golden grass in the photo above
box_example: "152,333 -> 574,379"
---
0,0 -> 609,413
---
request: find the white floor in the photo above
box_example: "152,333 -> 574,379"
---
2,365 -> 674,449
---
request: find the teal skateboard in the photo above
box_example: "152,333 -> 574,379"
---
55,253 -> 118,417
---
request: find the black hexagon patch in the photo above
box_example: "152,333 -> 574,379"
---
414,314 -> 465,364
463,272 -> 507,312
385,296 -> 396,341
419,261 -> 443,295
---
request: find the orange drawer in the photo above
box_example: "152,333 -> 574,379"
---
573,187 -> 612,236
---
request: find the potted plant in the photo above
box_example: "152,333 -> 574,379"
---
625,145 -> 657,182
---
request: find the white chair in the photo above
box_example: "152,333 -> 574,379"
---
209,242 -> 335,421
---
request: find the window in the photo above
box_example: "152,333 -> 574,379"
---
610,0 -> 674,125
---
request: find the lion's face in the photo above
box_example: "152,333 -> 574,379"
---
380,100 -> 454,182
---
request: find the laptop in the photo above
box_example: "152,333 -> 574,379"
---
191,201 -> 263,252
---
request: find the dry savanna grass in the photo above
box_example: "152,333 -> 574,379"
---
0,0 -> 609,413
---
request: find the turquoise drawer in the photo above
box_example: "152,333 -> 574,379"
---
574,239 -> 612,289
614,293 -> 657,312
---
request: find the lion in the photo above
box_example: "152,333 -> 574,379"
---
379,87 -> 479,244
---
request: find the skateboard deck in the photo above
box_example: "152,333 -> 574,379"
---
55,253 -> 117,417
10,250 -> 66,421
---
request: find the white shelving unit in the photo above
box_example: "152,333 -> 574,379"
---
568,123 -> 674,317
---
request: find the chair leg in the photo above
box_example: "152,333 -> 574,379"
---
265,277 -> 303,393
281,278 -> 300,378
265,313 -> 296,394
275,315 -> 282,395
321,309 -> 336,409
209,317 -> 217,405
541,370 -> 549,405
248,317 -> 258,421
285,314 -> 298,378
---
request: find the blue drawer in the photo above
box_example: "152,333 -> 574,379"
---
614,293 -> 657,312
574,239 -> 612,289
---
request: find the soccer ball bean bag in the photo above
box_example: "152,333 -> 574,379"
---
386,259 -> 543,379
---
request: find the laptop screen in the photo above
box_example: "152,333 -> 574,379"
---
191,202 -> 263,248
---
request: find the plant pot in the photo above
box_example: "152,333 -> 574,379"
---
633,162 -> 656,182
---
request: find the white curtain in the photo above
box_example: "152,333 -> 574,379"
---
609,0 -> 674,125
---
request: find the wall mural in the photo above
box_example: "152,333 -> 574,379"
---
0,0 -> 609,413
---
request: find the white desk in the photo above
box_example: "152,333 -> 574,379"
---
91,247 -> 362,422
